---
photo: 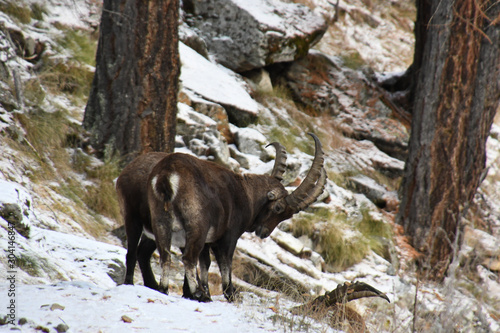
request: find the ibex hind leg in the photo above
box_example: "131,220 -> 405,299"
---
180,245 -> 211,298
137,236 -> 159,290
182,238 -> 212,302
152,216 -> 173,295
183,262 -> 212,302
155,233 -> 172,295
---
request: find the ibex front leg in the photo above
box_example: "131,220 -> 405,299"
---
197,245 -> 212,297
213,239 -> 239,302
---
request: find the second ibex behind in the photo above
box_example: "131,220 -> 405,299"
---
116,133 -> 327,302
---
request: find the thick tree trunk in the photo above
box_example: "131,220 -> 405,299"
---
83,0 -> 180,160
378,0 -> 431,112
397,0 -> 500,279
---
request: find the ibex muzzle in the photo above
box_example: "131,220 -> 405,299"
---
116,133 -> 327,302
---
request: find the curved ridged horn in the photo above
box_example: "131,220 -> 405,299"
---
295,168 -> 327,211
266,142 -> 287,181
286,133 -> 326,211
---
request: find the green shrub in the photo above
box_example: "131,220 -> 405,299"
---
83,156 -> 122,221
58,28 -> 97,66
340,50 -> 366,70
23,77 -> 46,106
0,2 -> 31,24
30,3 -> 47,21
15,110 -> 68,166
291,206 -> 393,271
318,216 -> 370,271
38,60 -> 94,98
17,253 -> 41,276
356,207 -> 392,261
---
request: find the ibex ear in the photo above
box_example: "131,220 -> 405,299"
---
267,189 -> 281,201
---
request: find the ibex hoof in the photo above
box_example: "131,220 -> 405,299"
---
224,290 -> 240,303
184,290 -> 212,302
123,277 -> 134,285
158,286 -> 169,295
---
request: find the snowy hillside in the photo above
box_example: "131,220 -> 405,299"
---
1,0 -> 499,332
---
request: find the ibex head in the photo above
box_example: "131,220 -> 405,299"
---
252,133 -> 327,238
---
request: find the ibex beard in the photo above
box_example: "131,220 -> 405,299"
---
116,133 -> 327,302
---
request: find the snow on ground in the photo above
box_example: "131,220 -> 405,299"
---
29,0 -> 101,30
0,224 -> 125,287
0,283 -> 285,333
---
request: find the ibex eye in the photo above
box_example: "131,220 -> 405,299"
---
273,203 -> 284,214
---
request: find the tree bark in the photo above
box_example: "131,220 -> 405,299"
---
397,0 -> 500,279
83,0 -> 180,160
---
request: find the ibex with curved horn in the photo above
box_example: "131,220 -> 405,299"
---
116,133 -> 327,302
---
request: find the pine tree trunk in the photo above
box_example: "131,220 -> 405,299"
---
83,0 -> 180,160
397,0 -> 500,279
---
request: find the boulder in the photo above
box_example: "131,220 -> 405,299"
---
271,229 -> 312,258
180,42 -> 259,127
183,0 -> 328,72
347,174 -> 398,209
232,126 -> 271,161
0,80 -> 18,112
0,180 -> 32,238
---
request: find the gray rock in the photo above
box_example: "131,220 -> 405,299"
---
55,323 -> 69,333
179,23 -> 209,59
0,203 -> 23,226
465,227 -> 498,255
0,181 -> 32,238
271,229 -> 311,258
184,0 -> 328,72
0,80 -> 18,112
176,103 -> 232,168
228,144 -> 250,169
179,89 -> 233,144
107,258 -> 126,285
347,174 -> 396,209
233,127 -> 268,159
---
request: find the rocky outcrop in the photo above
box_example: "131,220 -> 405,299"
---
176,102 -> 235,170
183,0 -> 328,72
277,50 -> 410,160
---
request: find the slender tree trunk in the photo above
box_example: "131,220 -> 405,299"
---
83,0 -> 180,160
397,0 -> 500,279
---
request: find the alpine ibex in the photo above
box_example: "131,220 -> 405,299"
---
116,133 -> 327,302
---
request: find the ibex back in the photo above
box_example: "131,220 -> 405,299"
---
116,133 -> 327,302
